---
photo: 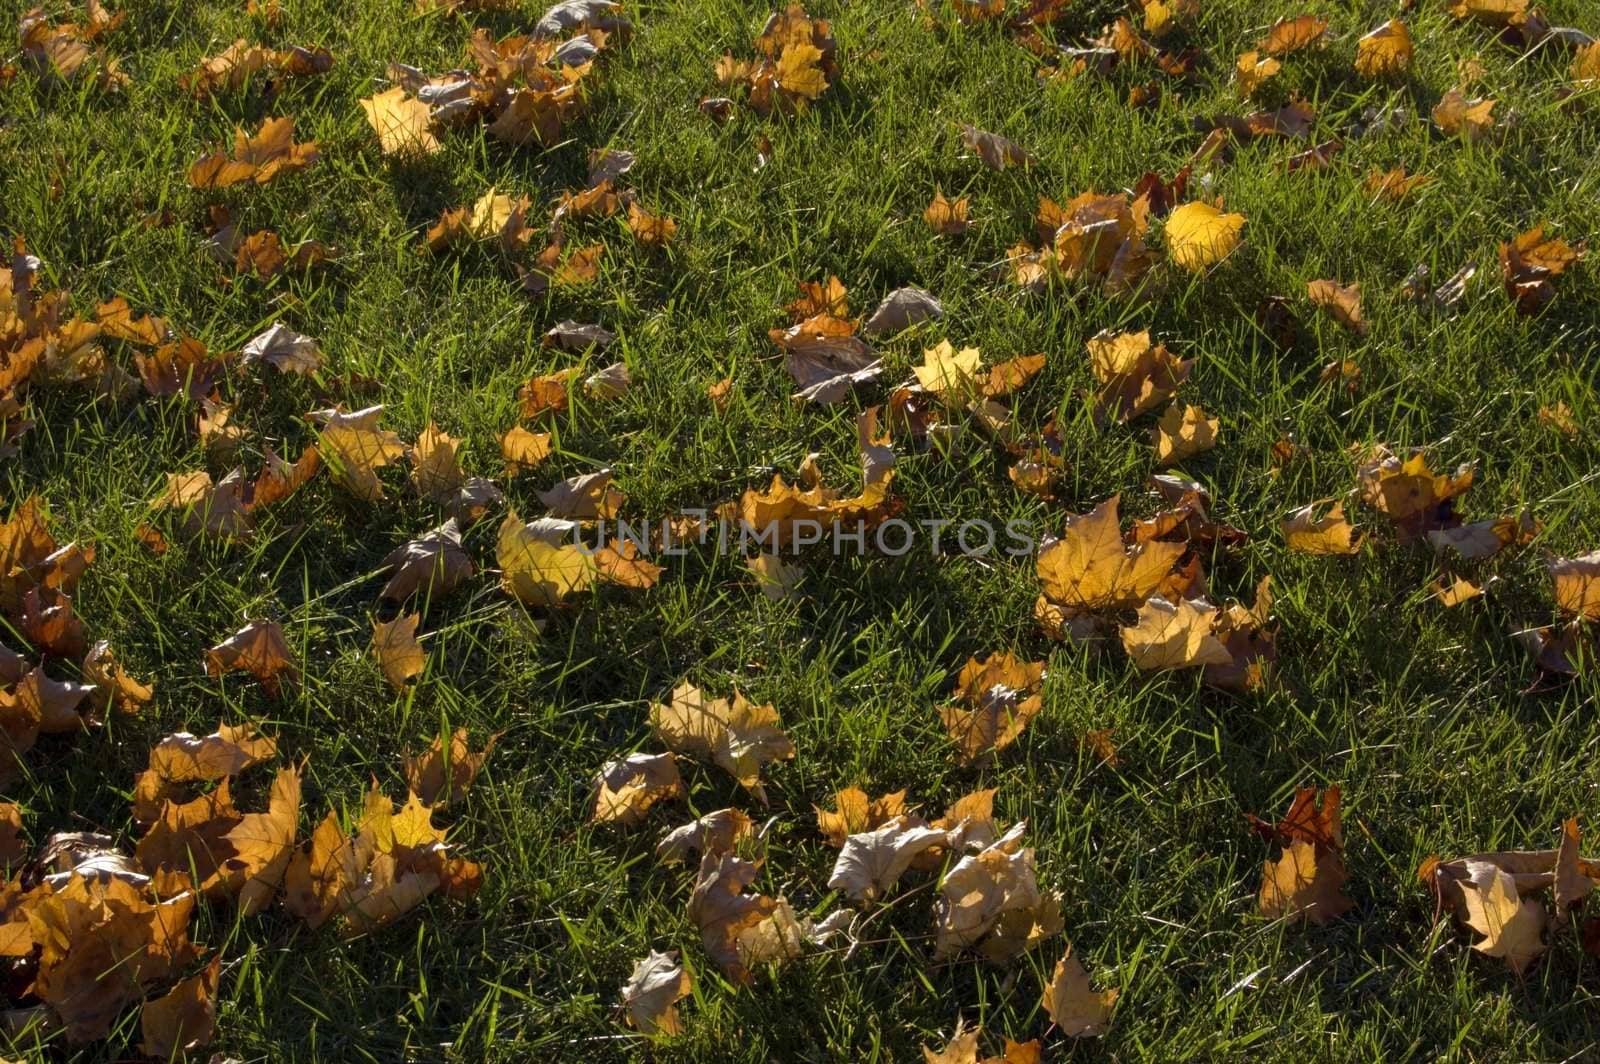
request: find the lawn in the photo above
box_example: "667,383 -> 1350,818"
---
2,0 -> 1599,1059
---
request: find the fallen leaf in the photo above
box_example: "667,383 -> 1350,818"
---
960,124 -> 1034,170
1458,860 -> 1547,974
687,851 -> 803,983
1151,402 -> 1218,466
828,816 -> 948,902
1262,15 -> 1329,55
189,115 -> 319,187
657,808 -> 757,865
138,953 -> 220,1058
496,511 -> 596,605
372,614 -> 425,691
1085,329 -> 1192,423
204,620 -> 297,695
1355,446 -> 1474,542
621,949 -> 692,1035
863,287 -> 943,337
1550,552 -> 1600,620
1306,279 -> 1367,335
1282,500 -> 1363,555
1235,51 -> 1281,97
1121,597 -> 1232,671
403,728 -> 497,807
131,722 -> 277,823
1355,19 -> 1413,78
1165,202 -> 1245,271
939,652 -> 1045,766
1426,512 -> 1537,561
380,520 -> 475,602
815,787 -> 910,848
1257,787 -> 1353,925
650,682 -> 794,804
925,187 -> 971,235
242,322 -> 322,374
1041,948 -> 1117,1037
308,406 -> 406,501
590,752 -> 684,826
1038,495 -> 1187,615
1365,167 -> 1433,202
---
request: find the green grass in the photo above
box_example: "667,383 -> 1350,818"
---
3,0 -> 1600,1059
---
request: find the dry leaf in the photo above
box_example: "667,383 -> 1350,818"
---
939,652 -> 1045,766
1458,860 -> 1547,974
1550,552 -> 1600,621
372,614 -> 425,691
687,851 -> 803,984
380,520 -> 474,602
925,187 -> 971,236
1365,167 -> 1433,202
189,116 -> 319,187
1306,279 -> 1367,335
1355,20 -> 1413,78
204,619 -> 297,695
863,287 -> 943,337
1235,51 -> 1281,97
242,323 -> 322,374
403,728 -> 498,806
1356,446 -> 1474,542
590,752 -> 684,826
650,682 -> 794,804
815,787 -> 910,848
1263,15 -> 1328,55
960,125 -> 1034,171
1282,500 -> 1362,555
1085,329 -> 1192,423
1151,402 -> 1218,466
1120,597 -> 1232,671
828,816 -> 948,902
308,406 -> 406,501
139,953 -> 220,1058
496,511 -> 596,605
1037,495 -> 1186,614
621,949 -> 692,1035
657,808 -> 756,866
1257,787 -> 1353,925
1041,948 -> 1117,1037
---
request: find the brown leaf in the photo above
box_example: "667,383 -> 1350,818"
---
1282,500 -> 1363,555
189,115 -> 320,187
925,187 -> 971,236
132,722 -> 277,824
687,851 -> 803,983
380,520 -> 474,603
403,728 -> 498,807
140,953 -> 220,1059
827,815 -> 948,902
1037,495 -> 1187,613
1550,552 -> 1600,621
960,124 -> 1034,171
1257,787 -> 1353,925
815,787 -> 910,848
242,323 -> 322,374
1085,329 -> 1192,423
204,619 -> 298,695
1042,948 -> 1117,1036
1306,279 -> 1367,335
590,752 -> 684,827
939,652 -> 1045,766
